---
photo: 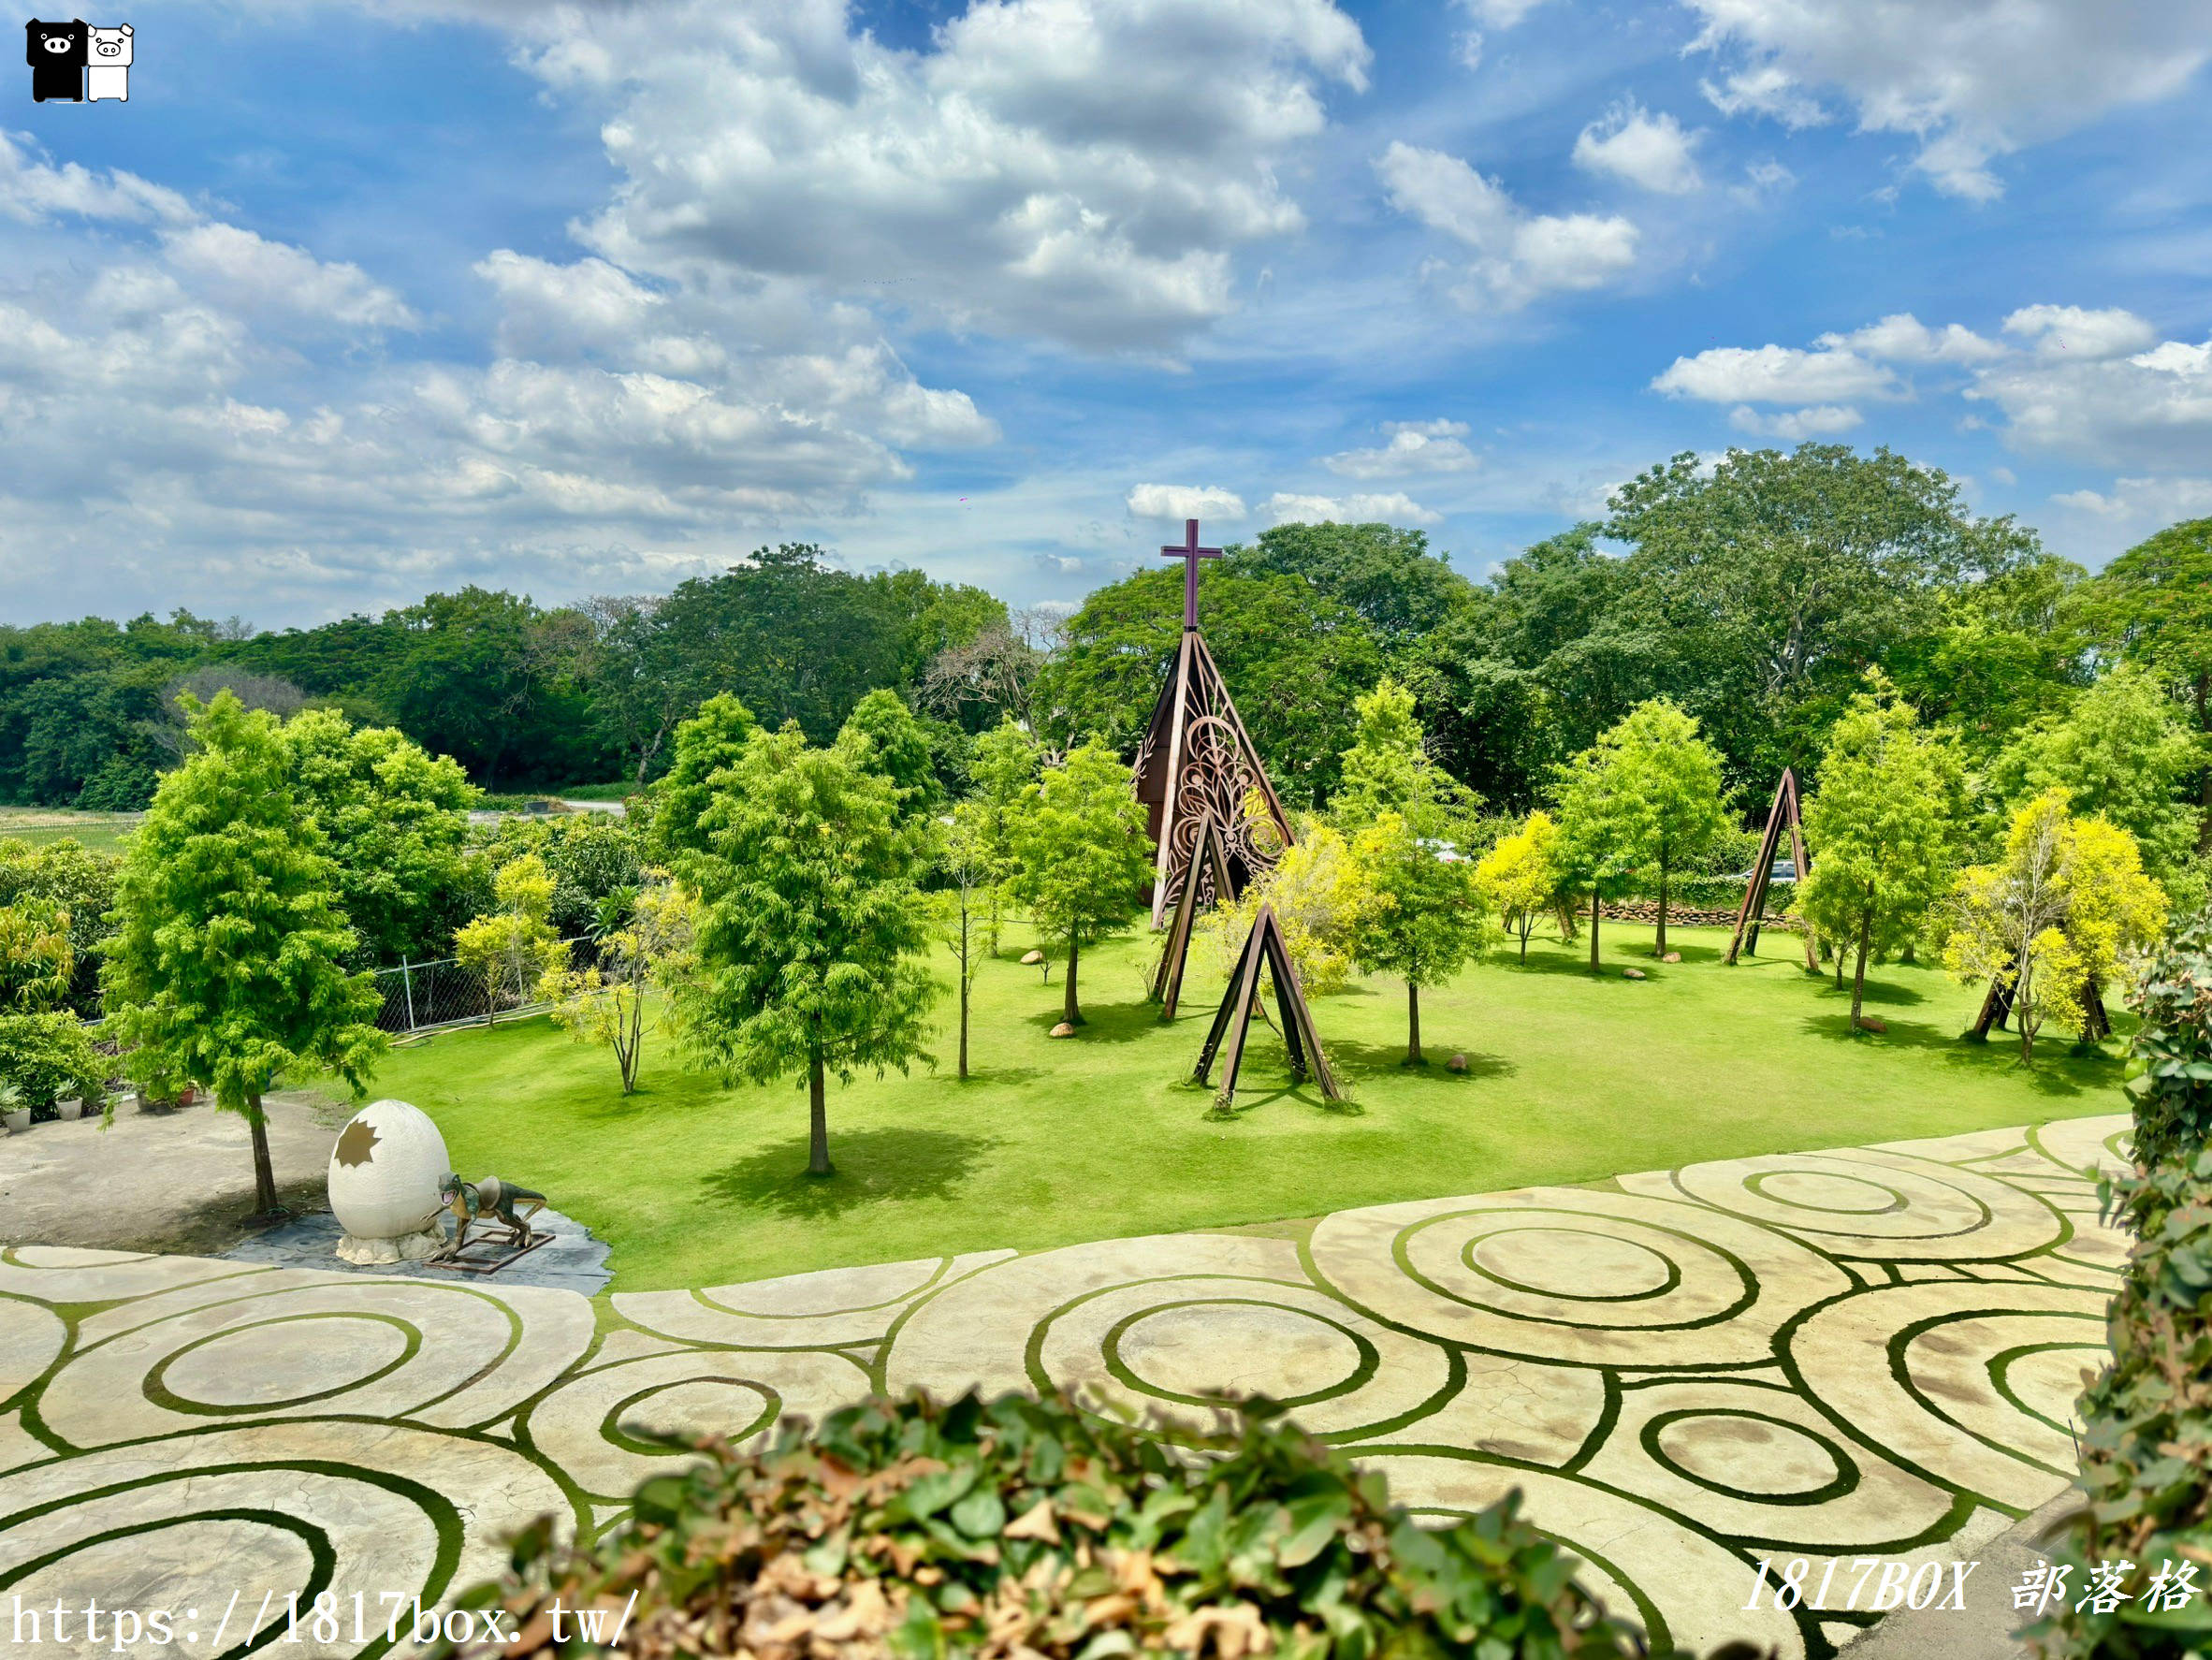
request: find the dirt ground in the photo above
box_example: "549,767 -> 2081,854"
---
0,1091 -> 352,1256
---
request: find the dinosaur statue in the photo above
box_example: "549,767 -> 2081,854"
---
434,1172 -> 546,1260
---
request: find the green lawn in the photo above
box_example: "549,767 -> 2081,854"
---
363,919 -> 2130,1293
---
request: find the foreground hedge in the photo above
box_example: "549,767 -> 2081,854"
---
450,1391 -> 1652,1659
2125,908 -> 2212,1172
2029,1145 -> 2212,1660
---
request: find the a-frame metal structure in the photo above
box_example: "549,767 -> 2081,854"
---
1150,809 -> 1237,1021
1726,768 -> 1817,970
1191,903 -> 1342,1107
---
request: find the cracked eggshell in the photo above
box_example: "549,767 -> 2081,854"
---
327,1099 -> 451,1240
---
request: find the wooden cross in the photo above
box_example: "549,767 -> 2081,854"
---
1160,518 -> 1222,631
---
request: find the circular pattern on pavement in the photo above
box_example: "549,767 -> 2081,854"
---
1308,1187 -> 1853,1367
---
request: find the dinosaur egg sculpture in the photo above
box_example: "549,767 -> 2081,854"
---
327,1098 -> 450,1264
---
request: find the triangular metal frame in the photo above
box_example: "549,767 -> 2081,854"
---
1133,630 -> 1295,928
1726,768 -> 1817,970
1150,809 -> 1237,1020
1192,903 -> 1341,1106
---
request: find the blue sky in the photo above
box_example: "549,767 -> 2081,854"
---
4,0 -> 2208,626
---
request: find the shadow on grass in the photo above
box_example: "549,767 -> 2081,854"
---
1197,1075 -> 1366,1121
1023,997 -> 1167,1045
1323,1037 -> 1516,1083
1790,1013 -> 2114,1097
953,1066 -> 1045,1086
699,1126 -> 1000,1219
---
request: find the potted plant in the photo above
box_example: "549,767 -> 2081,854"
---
1,1084 -> 28,1134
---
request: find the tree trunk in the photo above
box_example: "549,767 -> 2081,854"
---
1405,982 -> 1423,1066
1850,912 -> 1870,1030
246,1091 -> 281,1218
1063,935 -> 1083,1026
1589,887 -> 1601,972
2082,978 -> 2111,1042
807,1050 -> 833,1176
1654,861 -> 1669,958
958,914 -> 971,1080
1518,918 -> 1529,964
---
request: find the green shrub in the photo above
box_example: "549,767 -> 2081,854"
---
2029,1145 -> 2212,1660
2125,908 -> 2212,1170
0,1011 -> 108,1114
448,1391 -> 1649,1660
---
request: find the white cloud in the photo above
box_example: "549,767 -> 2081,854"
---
1727,403 -> 1863,439
524,0 -> 1371,354
1322,418 -> 1480,478
1817,313 -> 2004,365
1652,343 -> 1901,404
2001,304 -> 2160,359
1377,140 -> 1638,311
0,130 -> 195,225
1261,490 -> 1440,526
1683,0 -> 2212,199
161,224 -> 419,331
1127,484 -> 1248,520
1573,102 -> 1704,195
1970,327 -> 2212,468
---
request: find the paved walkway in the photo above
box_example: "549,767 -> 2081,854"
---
0,1114 -> 2131,1658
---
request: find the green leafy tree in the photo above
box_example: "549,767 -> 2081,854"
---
1551,729 -> 1652,974
966,718 -> 1042,951
0,837 -> 115,1013
284,707 -> 477,966
1605,701 -> 1728,957
1206,819 -> 1363,996
675,724 -> 935,1176
839,689 -> 941,825
1334,678 -> 1431,825
644,693 -> 759,863
2074,516 -> 2212,846
1347,809 -> 1491,1064
1801,682 -> 1960,1031
1990,667 -> 2204,888
100,692 -> 386,1216
453,853 -> 568,1025
1476,810 -> 1565,963
936,807 -> 993,1079
1004,741 -> 1152,1027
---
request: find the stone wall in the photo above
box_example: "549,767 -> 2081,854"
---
1595,900 -> 1805,934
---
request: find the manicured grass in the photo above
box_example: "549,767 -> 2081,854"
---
0,810 -> 139,852
364,919 -> 2130,1293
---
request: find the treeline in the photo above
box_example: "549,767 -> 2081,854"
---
4,446 -> 2206,881
0,546 -> 1009,803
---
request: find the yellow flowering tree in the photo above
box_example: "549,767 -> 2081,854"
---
1476,810 -> 1565,964
1205,820 -> 1363,996
540,876 -> 696,1094
454,853 -> 567,1025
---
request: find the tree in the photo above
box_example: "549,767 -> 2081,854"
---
1230,520 -> 1475,647
1334,678 -> 1432,825
1989,666 -> 2204,887
1800,683 -> 1960,1031
1347,809 -> 1491,1064
645,693 -> 759,863
1604,702 -> 1728,957
2074,517 -> 2212,846
541,876 -> 695,1094
0,837 -> 116,1013
453,853 -> 568,1025
936,808 -> 993,1080
1004,741 -> 1153,1027
1946,793 -> 2167,1058
675,725 -> 934,1176
839,690 -> 940,825
1551,729 -> 1652,974
1477,810 -> 1564,963
1206,820 -> 1363,996
966,718 -> 1041,951
100,692 -> 386,1217
284,708 -> 477,967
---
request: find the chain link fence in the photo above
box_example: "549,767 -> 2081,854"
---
370,939 -> 589,1037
